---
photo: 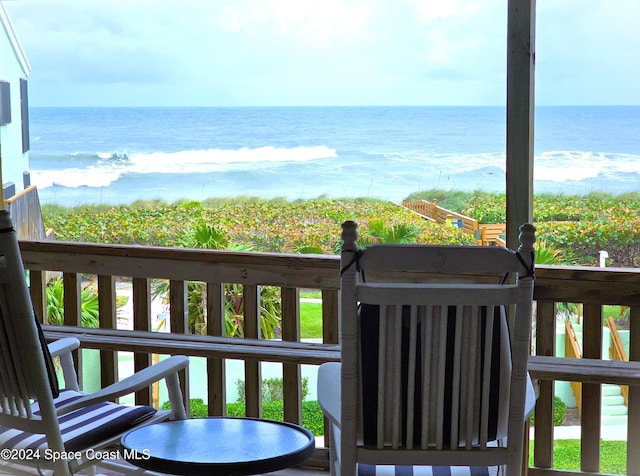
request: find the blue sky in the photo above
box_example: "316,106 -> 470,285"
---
4,0 -> 639,107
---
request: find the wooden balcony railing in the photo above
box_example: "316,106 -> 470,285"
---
530,264 -> 640,476
21,240 -> 341,468
18,240 -> 640,475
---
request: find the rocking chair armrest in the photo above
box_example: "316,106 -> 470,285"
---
56,355 -> 189,416
48,338 -> 81,391
317,362 -> 341,428
47,337 -> 80,358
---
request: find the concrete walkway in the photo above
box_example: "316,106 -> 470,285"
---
533,424 -> 627,441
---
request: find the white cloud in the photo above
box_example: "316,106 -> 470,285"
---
3,0 -> 639,106
408,0 -> 486,21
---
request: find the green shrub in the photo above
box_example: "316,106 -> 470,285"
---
163,398 -> 324,436
161,398 -> 209,418
235,377 -> 309,403
42,197 -> 476,253
226,400 -> 324,436
553,396 -> 567,426
530,395 -> 567,427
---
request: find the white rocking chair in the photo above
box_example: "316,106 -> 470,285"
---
318,220 -> 537,476
0,210 -> 189,475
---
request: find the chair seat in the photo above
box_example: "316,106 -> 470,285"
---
358,464 -> 497,476
0,389 -> 157,452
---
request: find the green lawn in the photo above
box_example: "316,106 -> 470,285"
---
300,301 -> 323,339
529,440 -> 627,474
300,290 -> 321,299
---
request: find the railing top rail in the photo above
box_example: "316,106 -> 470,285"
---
19,239 -> 339,264
43,326 -> 341,365
18,241 -> 640,304
535,264 -> 640,305
19,240 -> 341,289
529,355 -> 640,386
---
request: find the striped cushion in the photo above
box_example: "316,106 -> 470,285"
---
358,464 -> 498,476
359,304 -> 507,448
0,389 -> 156,452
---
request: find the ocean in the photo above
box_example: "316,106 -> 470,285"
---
28,106 -> 640,206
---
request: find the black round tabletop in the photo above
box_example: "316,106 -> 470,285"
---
120,417 -> 315,476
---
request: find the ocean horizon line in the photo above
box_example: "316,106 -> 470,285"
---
29,104 -> 640,110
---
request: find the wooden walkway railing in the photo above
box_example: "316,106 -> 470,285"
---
4,185 -> 52,240
402,199 -> 505,246
563,319 -> 583,415
607,316 -> 630,406
17,240 -> 640,475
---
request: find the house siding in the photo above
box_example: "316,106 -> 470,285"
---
0,3 -> 30,198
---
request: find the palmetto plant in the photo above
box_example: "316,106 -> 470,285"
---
223,283 -> 281,339
532,240 -> 583,323
153,222 -> 281,337
360,219 -> 423,245
177,222 -> 234,250
333,219 -> 424,253
534,239 -> 564,265
45,277 -> 100,328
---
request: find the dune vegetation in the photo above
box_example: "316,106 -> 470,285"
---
42,190 -> 640,267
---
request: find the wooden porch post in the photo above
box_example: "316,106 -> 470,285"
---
506,0 -> 536,249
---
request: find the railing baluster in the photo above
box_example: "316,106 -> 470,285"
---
63,272 -> 82,388
322,289 -> 339,447
207,282 -> 226,416
322,289 -> 339,345
282,287 -> 302,424
132,277 -> 152,405
628,305 -> 640,475
63,272 -> 81,326
581,304 -> 602,473
170,279 -> 190,413
533,300 -> 555,470
98,275 -> 118,388
244,284 -> 262,418
28,269 -> 47,321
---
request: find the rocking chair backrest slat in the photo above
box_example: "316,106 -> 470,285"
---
359,302 -> 512,450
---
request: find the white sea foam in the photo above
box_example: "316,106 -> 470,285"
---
127,145 -> 337,174
375,151 -> 506,175
31,146 -> 640,193
32,168 -> 123,188
32,145 -> 337,189
535,151 -> 640,182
